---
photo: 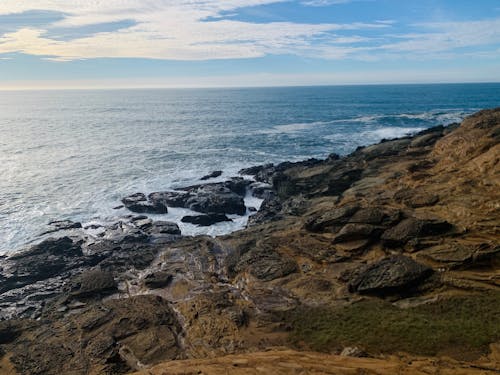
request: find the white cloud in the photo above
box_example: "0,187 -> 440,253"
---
0,0 -> 387,61
0,1 -> 498,63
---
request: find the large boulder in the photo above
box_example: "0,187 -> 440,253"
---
381,218 -> 453,247
181,213 -> 232,226
347,255 -> 434,295
0,237 -> 94,294
71,269 -> 117,298
122,193 -> 168,214
231,248 -> 298,281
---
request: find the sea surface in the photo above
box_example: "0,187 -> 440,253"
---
1,83 -> 499,254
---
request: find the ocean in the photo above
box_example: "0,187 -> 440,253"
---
1,83 -> 499,254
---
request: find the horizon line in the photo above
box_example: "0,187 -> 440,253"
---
1,80 -> 499,92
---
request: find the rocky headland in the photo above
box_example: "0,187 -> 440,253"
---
0,108 -> 499,374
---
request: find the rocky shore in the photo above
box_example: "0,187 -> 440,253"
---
0,108 -> 499,374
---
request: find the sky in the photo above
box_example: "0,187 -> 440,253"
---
0,0 -> 499,89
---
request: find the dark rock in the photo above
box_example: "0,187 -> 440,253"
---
181,213 -> 232,226
200,170 -> 222,180
348,255 -> 434,294
333,223 -> 383,243
250,183 -> 274,199
0,237 -> 93,294
348,207 -> 401,226
381,218 -> 454,247
358,138 -> 412,160
247,194 -> 282,226
185,185 -> 246,215
144,271 -> 173,289
72,269 -> 117,298
233,248 -> 298,281
43,220 -> 82,234
239,163 -> 274,179
149,180 -> 247,216
304,205 -> 359,232
148,221 -> 181,236
122,193 -> 168,214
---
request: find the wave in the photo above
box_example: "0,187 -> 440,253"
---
361,126 -> 427,140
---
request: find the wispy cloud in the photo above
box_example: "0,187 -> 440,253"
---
0,1 -> 498,63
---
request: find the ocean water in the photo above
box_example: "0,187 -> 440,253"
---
1,83 -> 499,254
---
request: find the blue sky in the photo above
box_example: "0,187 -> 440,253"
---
0,0 -> 499,89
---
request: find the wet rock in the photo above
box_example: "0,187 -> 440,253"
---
249,183 -> 274,199
348,255 -> 434,295
149,181 -> 247,216
72,269 -> 117,298
42,220 -> 82,234
181,213 -> 232,226
144,271 -> 173,289
122,193 -> 168,214
381,218 -> 453,247
247,194 -> 282,226
147,221 -> 181,236
201,170 -> 223,180
0,237 -> 95,294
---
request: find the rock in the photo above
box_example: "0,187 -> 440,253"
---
42,220 -> 82,234
247,194 -> 282,226
304,205 -> 359,232
249,183 -> 274,199
201,170 -> 223,180
340,346 -> 367,357
72,269 -> 117,298
405,194 -> 439,208
122,192 -> 168,214
348,207 -> 401,226
181,213 -> 232,226
359,138 -> 412,160
232,248 -> 298,281
333,223 -> 382,243
148,191 -> 191,208
148,221 -> 181,236
0,237 -> 93,294
348,255 -> 434,294
150,182 -> 247,216
144,271 -> 173,289
381,218 -> 453,247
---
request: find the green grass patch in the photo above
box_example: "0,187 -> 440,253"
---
286,292 -> 500,359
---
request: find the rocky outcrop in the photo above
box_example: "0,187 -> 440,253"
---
201,170 -> 223,180
122,193 -> 168,214
347,255 -> 434,295
1,109 -> 500,374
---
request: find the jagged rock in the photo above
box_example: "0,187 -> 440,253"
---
42,220 -> 82,234
247,194 -> 282,226
348,207 -> 401,226
144,271 -> 173,289
233,248 -> 298,281
333,223 -> 382,243
181,213 -> 232,226
122,192 -> 168,214
304,205 -> 359,232
72,269 -> 117,298
149,221 -> 181,234
348,255 -> 434,294
201,170 -> 222,180
0,237 -> 95,294
149,181 -> 247,215
381,218 -> 453,247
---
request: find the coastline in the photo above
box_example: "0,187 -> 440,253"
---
0,108 -> 499,374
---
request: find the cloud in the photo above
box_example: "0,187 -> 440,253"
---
0,1 -> 390,61
0,1 -> 498,63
